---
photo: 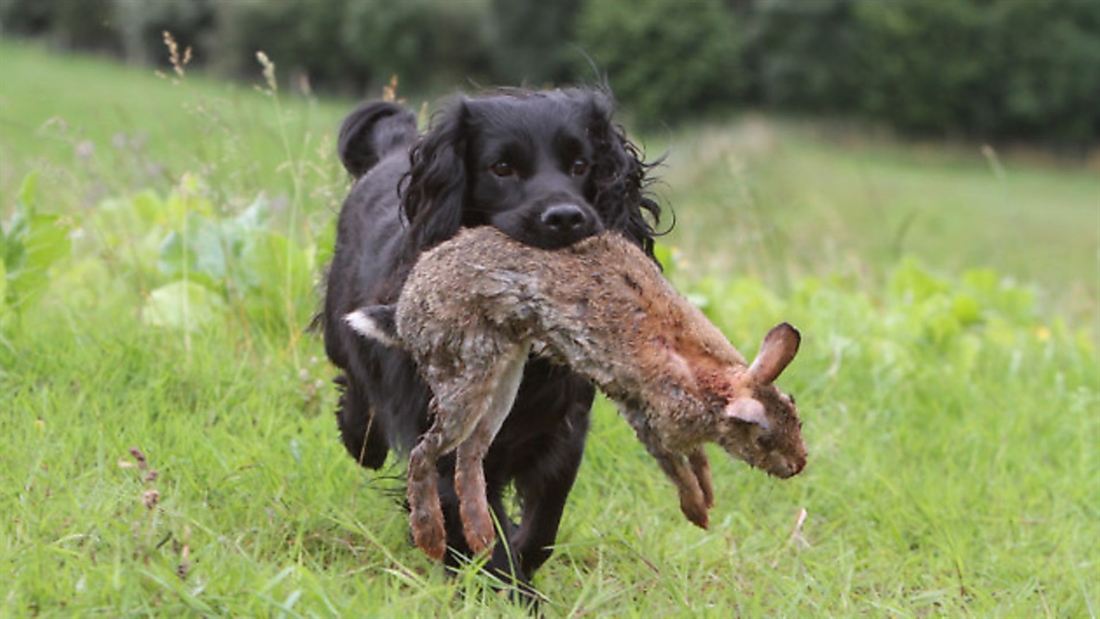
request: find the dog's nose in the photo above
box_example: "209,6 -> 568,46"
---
540,204 -> 591,234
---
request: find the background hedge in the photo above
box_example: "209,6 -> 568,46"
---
2,0 -> 1097,142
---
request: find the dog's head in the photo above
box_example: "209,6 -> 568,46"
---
401,88 -> 661,257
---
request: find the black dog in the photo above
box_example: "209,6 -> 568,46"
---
321,88 -> 661,591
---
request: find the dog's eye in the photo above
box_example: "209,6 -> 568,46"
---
490,161 -> 515,177
570,158 -> 590,176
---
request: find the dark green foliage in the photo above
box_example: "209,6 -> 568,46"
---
989,0 -> 1100,141
113,0 -> 215,67
850,0 -> 1100,140
0,0 -> 118,52
338,0 -> 492,94
213,0 -> 364,93
0,0 -> 210,63
575,0 -> 744,126
488,0 -> 583,86
753,0 -> 1100,141
851,0 -> 997,134
1,0 -> 1096,139
210,0 -> 496,97
49,0 -> 115,52
0,0 -> 54,36
751,0 -> 864,114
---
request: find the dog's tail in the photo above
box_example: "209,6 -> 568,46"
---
338,101 -> 419,179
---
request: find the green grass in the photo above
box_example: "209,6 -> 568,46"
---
656,117 -> 1100,325
0,40 -> 351,249
2,41 -> 1098,617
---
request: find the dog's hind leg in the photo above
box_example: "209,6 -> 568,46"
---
333,373 -> 389,469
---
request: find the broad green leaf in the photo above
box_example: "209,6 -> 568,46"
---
1,174 -> 73,315
239,230 -> 312,327
142,280 -> 227,332
16,170 -> 37,210
2,196 -> 30,272
0,212 -> 26,275
950,293 -> 982,326
130,190 -> 165,225
5,212 -> 72,313
157,212 -> 230,286
0,258 -> 7,327
888,257 -> 949,303
230,193 -> 271,234
23,214 -> 71,272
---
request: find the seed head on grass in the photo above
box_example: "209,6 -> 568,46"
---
142,489 -> 160,511
120,447 -> 184,573
174,526 -> 192,580
256,51 -> 278,94
121,447 -> 162,509
382,75 -> 401,103
129,446 -> 148,470
159,31 -> 191,83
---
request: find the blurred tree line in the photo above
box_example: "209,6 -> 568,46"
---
2,0 -> 1097,142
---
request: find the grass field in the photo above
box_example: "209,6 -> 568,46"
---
2,40 -> 1098,617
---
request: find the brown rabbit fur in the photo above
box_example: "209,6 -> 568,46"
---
345,227 -> 807,561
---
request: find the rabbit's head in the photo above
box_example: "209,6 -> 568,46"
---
717,323 -> 807,478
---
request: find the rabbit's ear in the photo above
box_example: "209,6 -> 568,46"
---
344,306 -> 400,348
724,397 -> 770,432
748,323 -> 801,384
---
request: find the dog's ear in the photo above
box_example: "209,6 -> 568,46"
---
584,89 -> 663,262
344,305 -> 401,348
402,100 -> 469,253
